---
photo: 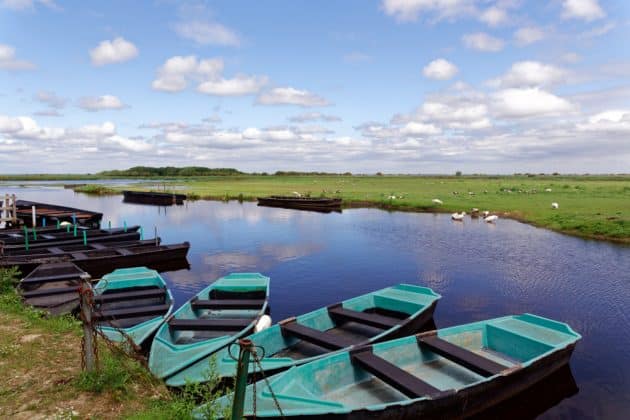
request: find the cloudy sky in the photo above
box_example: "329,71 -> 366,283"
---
1,0 -> 629,174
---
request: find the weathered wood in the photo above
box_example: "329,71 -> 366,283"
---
168,318 -> 252,331
351,347 -> 444,398
95,303 -> 171,320
94,288 -> 165,303
191,298 -> 265,310
280,321 -> 355,350
328,303 -> 399,329
418,334 -> 507,377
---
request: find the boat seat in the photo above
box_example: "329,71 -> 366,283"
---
90,243 -> 107,250
22,285 -> 78,298
94,303 -> 170,320
117,248 -> 134,256
72,252 -> 88,260
41,234 -> 56,240
350,347 -> 446,399
191,297 -> 265,310
280,320 -> 355,350
168,318 -> 252,331
94,288 -> 165,304
21,272 -> 81,284
418,334 -> 507,377
328,303 -> 399,329
47,247 -> 65,254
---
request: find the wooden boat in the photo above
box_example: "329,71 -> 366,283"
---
5,238 -> 160,257
123,190 -> 186,206
93,267 -> 174,347
149,273 -> 270,383
257,196 -> 342,212
167,283 -> 440,387
19,262 -> 90,316
1,241 -> 190,277
15,200 -> 102,228
204,314 -> 580,419
1,228 -> 142,254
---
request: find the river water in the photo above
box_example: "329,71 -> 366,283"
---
2,184 -> 629,419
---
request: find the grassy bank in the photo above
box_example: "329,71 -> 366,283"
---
0,269 -> 229,419
83,175 -> 629,243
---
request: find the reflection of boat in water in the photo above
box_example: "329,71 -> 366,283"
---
123,190 -> 186,206
257,196 -> 342,213
469,364 -> 579,419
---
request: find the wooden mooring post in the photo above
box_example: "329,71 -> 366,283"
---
79,273 -> 97,372
0,194 -> 18,227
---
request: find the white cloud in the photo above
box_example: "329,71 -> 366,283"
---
489,61 -> 566,88
1,0 -> 58,11
562,52 -> 582,63
380,0 -> 475,22
423,58 -> 458,80
492,88 -> 574,118
173,21 -> 240,46
152,56 -> 223,92
75,121 -> 116,138
34,90 -> 66,109
561,0 -> 605,21
577,110 -> 630,132
580,22 -> 615,39
107,135 -> 153,152
401,122 -> 442,136
197,75 -> 267,96
89,37 -> 138,66
0,115 -> 64,140
479,6 -> 508,26
462,32 -> 504,52
514,26 -> 545,46
0,43 -> 35,70
78,95 -> 127,111
343,52 -> 372,63
288,113 -> 341,123
257,87 -> 330,107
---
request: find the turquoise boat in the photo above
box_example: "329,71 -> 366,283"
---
93,267 -> 173,347
149,273 -> 270,382
203,314 -> 580,419
167,284 -> 440,387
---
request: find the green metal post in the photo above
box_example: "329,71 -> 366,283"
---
108,220 -> 111,230
56,220 -> 60,229
74,224 -> 77,237
83,230 -> 87,246
32,227 -> 36,241
123,221 -> 127,232
66,224 -> 70,233
231,339 -> 254,420
24,229 -> 29,251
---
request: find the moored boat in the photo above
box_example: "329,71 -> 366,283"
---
15,200 -> 103,228
123,190 -> 186,206
19,262 -> 90,315
166,283 -> 440,387
1,241 -> 190,277
257,196 -> 342,212
204,313 -> 580,419
93,267 -> 174,347
149,273 -> 270,383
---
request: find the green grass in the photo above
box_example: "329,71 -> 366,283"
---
100,174 -> 630,242
73,184 -> 118,195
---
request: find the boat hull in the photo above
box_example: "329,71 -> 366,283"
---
123,191 -> 186,206
257,196 -> 342,212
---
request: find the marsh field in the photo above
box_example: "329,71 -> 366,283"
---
63,174 -> 630,242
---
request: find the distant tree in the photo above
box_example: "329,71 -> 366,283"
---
376,172 -> 383,176
455,171 -> 462,176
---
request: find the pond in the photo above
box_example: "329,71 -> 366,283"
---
2,184 -> 629,419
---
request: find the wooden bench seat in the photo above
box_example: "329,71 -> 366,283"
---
328,303 -> 399,329
418,334 -> 507,377
168,318 -> 252,331
94,288 -> 165,303
94,303 -> 170,320
21,272 -> 81,284
351,347 -> 445,398
280,321 -> 355,350
116,248 -> 134,256
22,286 -> 78,298
191,298 -> 265,310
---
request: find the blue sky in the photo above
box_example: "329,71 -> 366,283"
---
1,0 -> 629,173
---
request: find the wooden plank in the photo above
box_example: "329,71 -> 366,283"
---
280,321 -> 355,350
90,243 -> 107,250
418,335 -> 507,377
351,347 -> 443,399
94,303 -> 170,320
328,304 -> 399,329
191,298 -> 265,310
117,248 -> 134,256
47,247 -> 64,254
93,288 -> 165,303
22,286 -> 78,298
168,318 -> 252,331
21,272 -> 82,284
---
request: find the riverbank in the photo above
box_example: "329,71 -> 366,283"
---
69,175 -> 630,243
0,269 -> 226,419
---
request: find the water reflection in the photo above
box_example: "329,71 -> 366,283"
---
1,185 -> 629,418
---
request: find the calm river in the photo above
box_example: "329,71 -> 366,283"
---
2,184 -> 629,419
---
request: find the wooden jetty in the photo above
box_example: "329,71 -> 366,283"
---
14,200 -> 103,228
1,241 -> 190,278
0,194 -> 18,228
123,190 -> 186,206
257,196 -> 342,212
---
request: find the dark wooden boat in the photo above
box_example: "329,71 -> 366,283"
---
15,200 -> 103,228
257,196 -> 342,212
0,226 -> 141,252
4,238 -> 160,257
19,262 -> 91,316
123,190 -> 186,206
1,242 -> 190,278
